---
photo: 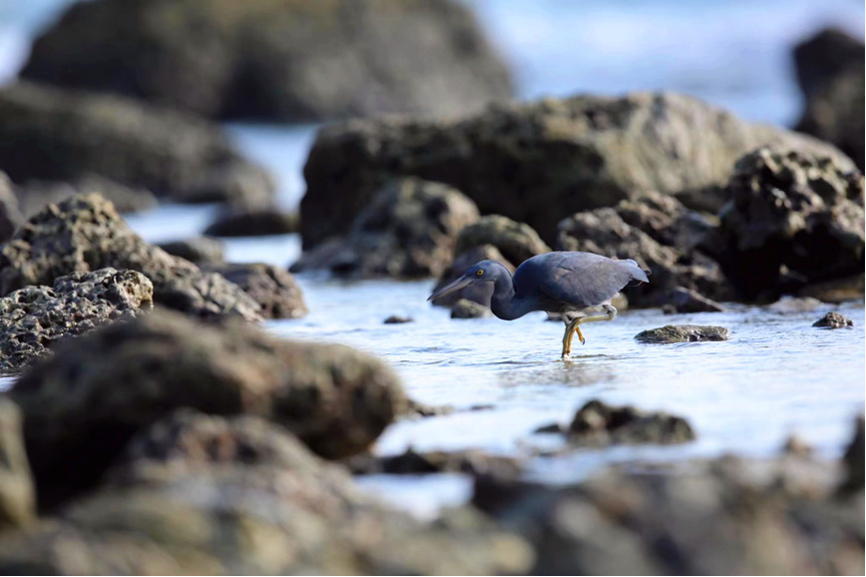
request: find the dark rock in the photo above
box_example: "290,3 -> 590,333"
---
615,190 -> 719,254
431,244 -> 514,308
718,147 -> 865,301
451,298 -> 491,319
0,268 -> 153,373
812,311 -> 854,329
347,448 -> 522,479
635,324 -> 730,344
157,237 -> 225,265
14,175 -> 158,218
0,194 -> 262,321
11,309 -> 406,509
768,295 -> 824,313
301,92 -> 853,248
203,208 -> 299,238
404,399 -> 455,419
454,215 -> 550,266
0,81 -> 274,207
384,315 -> 413,324
202,263 -> 307,320
0,174 -> 22,243
292,178 -> 478,279
21,0 -> 513,123
799,274 -> 865,303
839,416 -> 864,495
533,422 -> 565,434
0,399 -> 35,530
663,286 -> 726,314
568,400 -> 695,446
794,28 -> 865,101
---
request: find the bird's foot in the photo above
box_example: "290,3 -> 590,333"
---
561,352 -> 572,362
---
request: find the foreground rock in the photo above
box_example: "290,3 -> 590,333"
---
0,399 -> 35,530
454,215 -> 550,266
718,148 -> 865,301
292,178 -> 478,279
156,237 -> 225,265
635,325 -> 730,344
12,309 -> 406,508
22,0 -> 512,123
0,269 -> 153,373
0,195 -> 262,321
813,311 -> 854,329
302,92 -> 853,248
203,208 -> 299,238
0,81 -> 274,207
0,410 -> 531,574
202,263 -> 308,319
567,400 -> 695,446
14,175 -> 157,218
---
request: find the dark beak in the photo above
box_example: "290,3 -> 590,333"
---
427,275 -> 475,302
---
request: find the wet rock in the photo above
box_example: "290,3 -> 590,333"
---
201,263 -> 307,320
384,315 -> 413,324
718,147 -> 865,301
812,311 -> 854,329
0,195 -> 262,321
21,0 -> 512,123
301,92 -> 853,248
431,244 -> 514,308
14,175 -> 158,218
0,399 -> 36,530
768,295 -> 824,313
454,215 -> 550,266
0,174 -> 22,243
157,237 -> 225,266
292,178 -> 478,279
0,81 -> 274,207
11,309 -> 406,508
663,286 -> 725,314
799,274 -> 865,303
635,324 -> 730,344
203,208 -> 299,238
568,400 -> 695,446
0,268 -> 153,373
451,299 -> 491,319
404,399 -> 455,419
347,448 -> 522,479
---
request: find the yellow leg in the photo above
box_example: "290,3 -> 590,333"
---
560,305 -> 617,360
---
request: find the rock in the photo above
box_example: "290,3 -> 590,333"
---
812,311 -> 854,329
663,286 -> 725,314
431,244 -> 514,308
615,191 -> 719,254
0,195 -> 262,321
347,448 -> 522,479
839,416 -> 864,495
451,298 -> 491,319
291,178 -> 478,279
301,92 -> 854,248
14,175 -> 158,218
203,208 -> 299,238
0,174 -> 22,243
201,263 -> 307,320
157,237 -> 225,266
384,315 -> 413,324
718,147 -> 865,301
783,435 -> 813,458
0,399 -> 35,530
404,399 -> 455,419
799,274 -> 865,303
21,0 -> 513,123
11,309 -> 406,508
794,28 -> 865,101
0,81 -> 274,207
0,268 -> 153,373
768,295 -> 824,313
635,325 -> 730,344
568,400 -> 695,446
454,215 -> 550,266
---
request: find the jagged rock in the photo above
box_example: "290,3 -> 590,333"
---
663,286 -> 725,314
0,194 -> 262,321
0,268 -> 153,373
451,299 -> 491,319
568,400 -> 695,446
0,399 -> 35,531
204,209 -> 299,238
635,325 -> 730,344
157,237 -> 225,266
812,311 -> 854,329
14,175 -> 158,218
201,263 -> 307,320
431,244 -> 514,308
454,215 -> 550,266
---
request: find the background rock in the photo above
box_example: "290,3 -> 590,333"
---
813,311 -> 854,329
204,209 -> 299,238
157,237 -> 225,266
635,324 -> 730,344
451,299 -> 491,319
14,175 -> 157,218
454,215 -> 550,266
202,263 -> 308,319
0,174 -> 22,244
663,286 -> 726,314
0,399 -> 35,531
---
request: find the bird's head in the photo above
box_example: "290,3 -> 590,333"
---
427,260 -> 502,302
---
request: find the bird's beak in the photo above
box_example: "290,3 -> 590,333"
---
427,275 -> 475,302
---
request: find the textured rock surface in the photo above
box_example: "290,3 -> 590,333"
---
0,81 -> 274,207
813,311 -> 854,329
21,0 -> 513,123
718,148 -> 865,300
157,237 -> 225,266
204,209 -> 299,237
11,309 -> 406,507
0,195 -> 262,321
431,244 -> 515,308
454,215 -> 550,266
635,324 -> 730,344
568,400 -> 695,446
292,178 -> 478,279
202,263 -> 307,320
451,298 -> 491,319
0,399 -> 35,530
0,268 -> 153,373
14,175 -> 157,218
301,92 -> 854,248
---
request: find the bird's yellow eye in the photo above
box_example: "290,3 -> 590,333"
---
476,269 -> 484,276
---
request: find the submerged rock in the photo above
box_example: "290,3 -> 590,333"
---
292,178 -> 478,279
0,195 -> 262,321
157,237 -> 225,265
568,400 -> 695,446
812,311 -> 854,329
301,92 -> 852,248
454,215 -> 550,266
203,209 -> 299,238
635,325 -> 730,344
0,399 -> 36,530
0,268 -> 153,373
11,309 -> 406,508
202,262 -> 307,320
21,0 -> 513,123
451,298 -> 491,319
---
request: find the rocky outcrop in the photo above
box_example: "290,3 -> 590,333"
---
11,309 -> 406,508
292,178 -> 478,279
0,268 -> 153,373
157,237 -> 225,265
718,148 -> 865,301
0,399 -> 35,531
203,209 -> 299,238
0,195 -> 262,321
301,92 -> 854,248
635,324 -> 730,344
0,81 -> 274,207
454,215 -> 550,266
14,175 -> 157,218
813,311 -> 854,329
567,400 -> 695,446
202,263 -> 308,320
21,0 -> 512,124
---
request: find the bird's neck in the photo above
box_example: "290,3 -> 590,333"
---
490,273 -> 532,321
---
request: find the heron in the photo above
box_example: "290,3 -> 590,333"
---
428,251 -> 649,360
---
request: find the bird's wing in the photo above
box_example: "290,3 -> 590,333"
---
533,253 -> 642,308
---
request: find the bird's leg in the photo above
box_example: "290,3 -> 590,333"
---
561,313 -> 578,360
569,305 -> 617,347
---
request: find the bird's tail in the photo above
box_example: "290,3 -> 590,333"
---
620,259 -> 650,284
